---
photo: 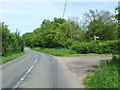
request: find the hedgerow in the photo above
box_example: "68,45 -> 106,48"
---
70,40 -> 119,54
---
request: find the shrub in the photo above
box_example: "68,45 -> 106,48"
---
70,40 -> 119,54
84,57 -> 119,88
1,23 -> 24,56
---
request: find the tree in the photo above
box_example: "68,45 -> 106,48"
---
1,22 -> 24,56
22,33 -> 33,47
114,6 -> 120,54
23,17 -> 85,48
83,10 -> 118,41
115,6 -> 120,22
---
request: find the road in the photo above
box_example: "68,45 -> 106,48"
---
1,48 -> 83,89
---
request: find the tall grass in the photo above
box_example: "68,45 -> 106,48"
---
31,47 -> 77,56
83,57 -> 120,88
0,52 -> 25,64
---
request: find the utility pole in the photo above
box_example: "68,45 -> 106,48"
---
118,1 -> 120,24
62,0 -> 67,18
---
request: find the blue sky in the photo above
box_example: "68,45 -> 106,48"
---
0,2 -> 118,35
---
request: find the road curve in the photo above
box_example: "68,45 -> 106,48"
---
1,48 -> 83,89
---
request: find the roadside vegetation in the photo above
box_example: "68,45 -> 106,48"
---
23,10 -> 119,56
0,22 -> 24,64
83,57 -> 120,88
31,47 -> 77,56
31,47 -> 114,57
83,6 -> 120,88
23,10 -> 119,49
0,52 -> 25,64
70,40 -> 118,54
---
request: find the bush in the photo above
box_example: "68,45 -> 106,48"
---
84,57 -> 120,88
70,41 -> 96,54
1,22 -> 24,56
70,40 -> 119,54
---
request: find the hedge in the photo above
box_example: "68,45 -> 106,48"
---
70,40 -> 119,54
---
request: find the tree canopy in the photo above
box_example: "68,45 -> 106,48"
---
83,10 -> 118,41
23,10 -> 119,48
23,17 -> 84,48
1,22 -> 24,56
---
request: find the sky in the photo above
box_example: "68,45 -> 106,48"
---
0,1 -> 119,35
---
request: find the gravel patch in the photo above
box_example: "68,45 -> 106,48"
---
54,56 -> 112,87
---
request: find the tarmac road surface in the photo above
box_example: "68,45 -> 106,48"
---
1,48 -> 83,89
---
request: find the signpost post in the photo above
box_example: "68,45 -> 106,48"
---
94,35 -> 99,41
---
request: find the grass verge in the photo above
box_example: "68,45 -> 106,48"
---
31,47 -> 77,56
83,57 -> 120,88
31,47 -> 113,57
0,52 -> 25,64
64,53 -> 113,57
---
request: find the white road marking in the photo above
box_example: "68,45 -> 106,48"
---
21,78 -> 24,81
35,58 -> 38,62
14,65 -> 34,89
37,54 -> 38,57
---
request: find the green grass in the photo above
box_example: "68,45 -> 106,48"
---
31,47 -> 113,57
0,52 -> 25,64
83,57 -> 120,88
31,47 -> 77,56
64,53 -> 113,57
